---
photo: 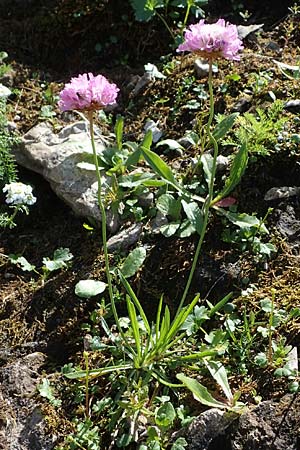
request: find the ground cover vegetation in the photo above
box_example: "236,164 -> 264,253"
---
0,0 -> 300,449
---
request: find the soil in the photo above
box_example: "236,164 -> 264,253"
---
0,1 -> 300,449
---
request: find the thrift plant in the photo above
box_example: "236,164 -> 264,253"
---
175,19 -> 244,311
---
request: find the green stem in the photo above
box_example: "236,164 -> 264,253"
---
88,111 -> 122,335
181,2 -> 191,36
156,10 -> 175,41
176,59 -> 219,314
84,351 -> 90,418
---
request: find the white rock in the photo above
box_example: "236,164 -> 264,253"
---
15,121 -> 120,232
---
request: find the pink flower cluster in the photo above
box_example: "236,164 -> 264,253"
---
177,19 -> 243,61
58,73 -> 119,112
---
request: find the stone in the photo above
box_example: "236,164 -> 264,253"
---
194,59 -> 218,79
237,24 -> 264,39
274,205 -> 300,247
230,394 -> 300,450
284,100 -> 300,114
231,97 -> 252,113
183,408 -> 237,450
107,223 -> 142,252
15,121 -> 120,233
0,352 -> 57,450
264,186 -> 300,201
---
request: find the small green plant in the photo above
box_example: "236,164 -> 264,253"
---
129,0 -> 207,42
223,100 -> 288,156
6,247 -> 73,281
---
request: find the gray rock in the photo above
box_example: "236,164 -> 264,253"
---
237,24 -> 264,39
216,155 -> 230,173
15,121 -> 120,233
107,223 -> 142,251
194,59 -> 218,79
275,205 -> 300,245
138,191 -> 154,208
131,73 -> 152,97
264,186 -> 300,201
284,100 -> 300,114
231,97 -> 252,113
0,353 -> 56,450
184,408 -> 237,450
230,395 -> 300,450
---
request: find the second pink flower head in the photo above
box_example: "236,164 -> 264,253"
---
177,19 -> 243,61
58,73 -> 119,112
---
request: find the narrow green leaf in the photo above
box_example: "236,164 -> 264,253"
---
120,247 -> 147,278
176,374 -> 229,409
125,148 -> 142,169
201,153 -> 213,188
141,137 -> 177,186
204,360 -> 233,403
126,296 -> 141,361
118,271 -> 151,333
64,363 -> 132,379
212,113 -> 239,142
114,115 -> 124,151
212,141 -> 248,205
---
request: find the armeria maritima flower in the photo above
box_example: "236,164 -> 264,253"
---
58,73 -> 119,112
177,19 -> 243,61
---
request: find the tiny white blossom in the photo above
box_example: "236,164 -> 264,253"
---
3,182 -> 37,206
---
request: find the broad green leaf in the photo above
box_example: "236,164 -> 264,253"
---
212,113 -> 239,142
181,199 -> 203,235
223,211 -> 264,230
37,378 -> 61,407
176,374 -> 229,409
171,437 -> 188,450
156,139 -> 184,151
120,247 -> 147,278
155,402 -> 176,427
75,280 -> 107,298
212,141 -> 248,205
43,247 -> 73,272
156,193 -> 181,220
204,360 -> 233,403
129,0 -> 156,21
260,298 -> 272,313
9,254 -> 35,272
114,115 -> 124,151
178,219 -> 195,238
160,222 -> 180,237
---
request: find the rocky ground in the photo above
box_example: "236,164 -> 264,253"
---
0,1 -> 300,449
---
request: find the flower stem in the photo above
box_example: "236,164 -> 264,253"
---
176,59 -> 219,314
88,111 -> 121,334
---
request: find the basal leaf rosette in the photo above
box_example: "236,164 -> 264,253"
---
177,19 -> 243,61
58,73 -> 119,112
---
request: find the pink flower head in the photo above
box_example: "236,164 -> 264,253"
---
58,73 -> 119,112
177,19 -> 243,61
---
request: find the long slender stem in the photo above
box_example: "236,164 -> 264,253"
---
88,111 -> 122,334
176,59 -> 219,314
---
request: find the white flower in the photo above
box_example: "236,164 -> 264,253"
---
3,182 -> 37,206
